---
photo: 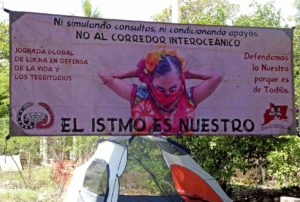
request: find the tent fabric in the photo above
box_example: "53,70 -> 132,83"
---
162,150 -> 231,201
65,141 -> 128,202
171,164 -> 222,202
82,159 -> 108,198
64,136 -> 232,202
119,136 -> 178,196
0,155 -> 22,171
78,188 -> 105,202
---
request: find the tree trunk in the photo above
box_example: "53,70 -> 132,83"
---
40,137 -> 48,165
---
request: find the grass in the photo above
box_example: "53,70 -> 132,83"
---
0,166 -> 63,202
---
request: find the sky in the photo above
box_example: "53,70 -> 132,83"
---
0,0 -> 297,26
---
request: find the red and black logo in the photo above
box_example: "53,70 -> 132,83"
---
17,102 -> 55,129
262,103 -> 288,126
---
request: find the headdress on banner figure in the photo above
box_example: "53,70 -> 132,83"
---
137,48 -> 187,86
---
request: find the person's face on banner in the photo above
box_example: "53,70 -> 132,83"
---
151,70 -> 183,106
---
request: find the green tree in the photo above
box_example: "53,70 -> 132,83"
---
153,0 -> 239,25
82,0 -> 101,18
0,21 -> 9,60
0,21 -> 9,118
267,136 -> 300,186
233,1 -> 281,27
180,0 -> 238,25
0,21 -> 10,151
295,0 -> 300,24
0,59 -> 9,118
294,0 -> 300,124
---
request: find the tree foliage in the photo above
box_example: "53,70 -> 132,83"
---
153,0 -> 238,25
0,21 -> 8,88
0,62 -> 9,118
82,0 -> 101,18
0,21 -> 9,118
233,1 -> 281,27
295,0 -> 300,24
180,0 -> 238,25
0,21 -> 10,153
0,21 -> 9,60
267,136 -> 300,186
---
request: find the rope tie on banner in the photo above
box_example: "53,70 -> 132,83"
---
11,155 -> 28,188
0,1 -> 11,13
0,1 -> 10,13
3,135 -> 28,188
4,135 -> 10,162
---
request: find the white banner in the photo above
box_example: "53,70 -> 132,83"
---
9,11 -> 296,136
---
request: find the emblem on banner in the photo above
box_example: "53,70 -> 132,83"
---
261,103 -> 288,130
16,102 -> 55,129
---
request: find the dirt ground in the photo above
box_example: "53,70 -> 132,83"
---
228,186 -> 300,202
